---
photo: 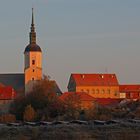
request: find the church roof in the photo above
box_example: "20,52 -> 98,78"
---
24,44 -> 42,53
0,74 -> 24,91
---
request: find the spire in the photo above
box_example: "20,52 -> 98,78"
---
30,8 -> 36,44
32,8 -> 34,25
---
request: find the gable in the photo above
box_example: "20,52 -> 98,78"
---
67,75 -> 76,90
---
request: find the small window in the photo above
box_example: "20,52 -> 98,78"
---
107,89 -> 110,94
114,91 -> 118,96
32,60 -> 35,65
130,93 -> 133,98
96,89 -> 99,94
32,78 -> 34,81
101,89 -> 105,94
33,69 -> 35,72
127,93 -> 131,98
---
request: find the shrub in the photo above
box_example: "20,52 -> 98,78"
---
23,105 -> 36,122
0,114 -> 16,123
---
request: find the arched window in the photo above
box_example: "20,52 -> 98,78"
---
102,89 -> 105,94
96,89 -> 99,94
107,89 -> 110,94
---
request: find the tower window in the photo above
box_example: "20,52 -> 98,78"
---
32,60 -> 35,65
33,69 -> 35,72
32,78 -> 34,81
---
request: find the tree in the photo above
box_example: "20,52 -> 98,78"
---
10,95 -> 27,120
10,76 -> 63,120
85,104 -> 112,121
23,104 -> 36,122
63,93 -> 82,120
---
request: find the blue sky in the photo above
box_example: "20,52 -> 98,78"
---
0,0 -> 140,91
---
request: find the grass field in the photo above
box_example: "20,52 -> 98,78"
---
0,122 -> 140,140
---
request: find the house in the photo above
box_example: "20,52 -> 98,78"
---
60,92 -> 123,109
0,86 -> 16,105
68,74 -> 120,99
119,85 -> 140,100
94,98 -> 122,107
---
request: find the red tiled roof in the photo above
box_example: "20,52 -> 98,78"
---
0,83 -> 5,87
60,92 -> 122,106
94,98 -> 122,106
120,85 -> 140,92
0,86 -> 16,100
59,92 -> 95,101
71,73 -> 119,86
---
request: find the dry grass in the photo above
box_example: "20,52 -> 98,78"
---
0,123 -> 139,140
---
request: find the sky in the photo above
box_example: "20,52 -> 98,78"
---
0,0 -> 140,91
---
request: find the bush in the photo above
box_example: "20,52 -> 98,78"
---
23,105 -> 36,122
10,76 -> 64,121
85,105 -> 112,121
62,93 -> 82,120
0,114 -> 16,123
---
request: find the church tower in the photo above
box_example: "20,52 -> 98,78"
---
24,8 -> 42,93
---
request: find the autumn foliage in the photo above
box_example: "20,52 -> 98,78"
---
23,104 -> 36,122
10,76 -> 64,121
0,114 -> 16,123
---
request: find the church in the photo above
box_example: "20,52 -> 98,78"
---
0,9 -> 61,100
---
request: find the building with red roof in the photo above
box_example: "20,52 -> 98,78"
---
60,92 -> 95,109
0,86 -> 16,105
94,98 -> 122,107
68,74 -> 120,99
60,92 -> 123,109
119,85 -> 140,100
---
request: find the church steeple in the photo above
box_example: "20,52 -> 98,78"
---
24,8 -> 41,53
24,8 -> 42,93
30,8 -> 36,44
